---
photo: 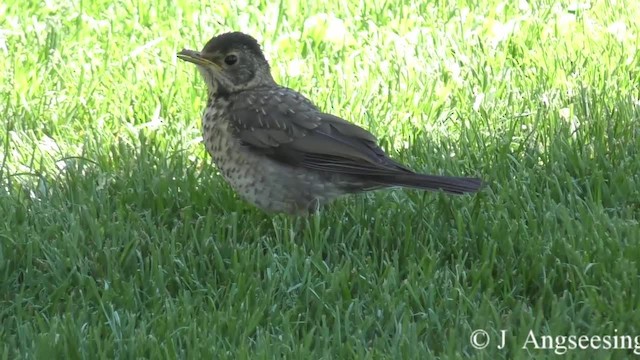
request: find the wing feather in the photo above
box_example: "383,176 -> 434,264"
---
229,87 -> 414,177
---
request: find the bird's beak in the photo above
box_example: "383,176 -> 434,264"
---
177,49 -> 220,69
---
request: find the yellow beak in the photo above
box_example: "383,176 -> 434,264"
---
177,49 -> 220,68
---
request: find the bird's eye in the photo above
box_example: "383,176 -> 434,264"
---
224,54 -> 238,65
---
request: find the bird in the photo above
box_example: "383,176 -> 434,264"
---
177,31 -> 482,215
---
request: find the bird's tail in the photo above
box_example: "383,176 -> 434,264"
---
372,173 -> 483,194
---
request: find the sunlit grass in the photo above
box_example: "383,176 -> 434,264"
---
1,0 -> 639,358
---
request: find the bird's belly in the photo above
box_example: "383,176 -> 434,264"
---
202,115 -> 343,214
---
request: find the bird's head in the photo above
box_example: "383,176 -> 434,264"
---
177,32 -> 275,95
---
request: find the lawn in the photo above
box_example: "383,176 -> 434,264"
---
1,0 -> 639,358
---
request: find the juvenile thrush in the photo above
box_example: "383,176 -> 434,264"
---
177,32 -> 482,215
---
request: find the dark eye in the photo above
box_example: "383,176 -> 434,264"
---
224,54 -> 238,65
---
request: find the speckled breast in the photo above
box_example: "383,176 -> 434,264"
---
201,102 -> 343,214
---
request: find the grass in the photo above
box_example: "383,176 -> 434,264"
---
1,0 -> 639,358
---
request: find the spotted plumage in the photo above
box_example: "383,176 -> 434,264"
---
178,32 -> 482,215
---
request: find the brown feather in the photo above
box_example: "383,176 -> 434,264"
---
228,87 -> 481,194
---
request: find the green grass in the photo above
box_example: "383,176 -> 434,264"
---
1,0 -> 639,358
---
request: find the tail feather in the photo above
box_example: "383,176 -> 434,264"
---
373,173 -> 483,194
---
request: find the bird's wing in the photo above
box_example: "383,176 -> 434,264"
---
229,88 -> 414,176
